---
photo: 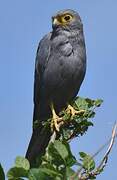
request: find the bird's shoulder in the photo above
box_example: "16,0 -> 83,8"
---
35,32 -> 52,72
37,32 -> 52,52
51,31 -> 73,57
35,31 -> 74,74
34,33 -> 52,104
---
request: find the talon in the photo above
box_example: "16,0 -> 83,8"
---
66,104 -> 85,117
50,104 -> 63,132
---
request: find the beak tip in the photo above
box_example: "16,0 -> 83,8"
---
52,18 -> 58,26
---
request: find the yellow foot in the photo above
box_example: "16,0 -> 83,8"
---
50,105 -> 63,132
66,104 -> 85,117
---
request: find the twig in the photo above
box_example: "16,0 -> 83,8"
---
71,122 -> 117,180
43,131 -> 57,163
96,121 -> 117,170
49,131 -> 57,143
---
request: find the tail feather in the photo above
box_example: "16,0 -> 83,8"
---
26,124 -> 52,167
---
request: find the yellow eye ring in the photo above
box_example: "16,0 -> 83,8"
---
61,14 -> 73,23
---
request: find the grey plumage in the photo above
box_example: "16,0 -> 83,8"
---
26,9 -> 86,167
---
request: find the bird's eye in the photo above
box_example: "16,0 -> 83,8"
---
64,15 -> 71,21
61,14 -> 73,23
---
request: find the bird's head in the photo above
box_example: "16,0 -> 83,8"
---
52,9 -> 83,31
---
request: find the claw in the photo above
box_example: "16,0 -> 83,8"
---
66,104 -> 85,117
50,104 -> 63,132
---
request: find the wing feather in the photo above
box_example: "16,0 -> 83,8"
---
34,33 -> 52,105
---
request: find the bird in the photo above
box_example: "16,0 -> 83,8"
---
26,9 -> 86,167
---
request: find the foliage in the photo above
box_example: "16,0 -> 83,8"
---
58,97 -> 103,141
0,164 -> 5,180
0,96 -> 109,180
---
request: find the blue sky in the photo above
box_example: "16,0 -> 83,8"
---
0,0 -> 117,179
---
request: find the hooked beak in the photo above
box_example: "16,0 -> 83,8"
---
52,17 -> 59,25
52,17 -> 60,28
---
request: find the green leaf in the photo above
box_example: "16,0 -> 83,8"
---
7,167 -> 28,179
63,141 -> 77,167
74,97 -> 103,110
89,176 -> 96,179
74,97 -> 89,110
54,140 -> 69,160
65,167 -> 78,180
85,98 -> 95,107
28,167 -> 62,180
53,141 -> 77,167
46,142 -> 65,166
94,99 -> 103,107
8,178 -> 24,180
28,168 -> 50,180
83,154 -> 95,171
0,164 -> 5,180
43,140 -> 77,178
7,178 -> 24,180
40,164 -> 63,177
79,152 -> 87,158
39,167 -> 62,178
15,156 -> 30,170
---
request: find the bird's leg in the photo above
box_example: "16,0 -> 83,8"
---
66,104 -> 85,117
50,103 -> 63,132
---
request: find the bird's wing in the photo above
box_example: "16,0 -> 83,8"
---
33,33 -> 52,121
34,33 -> 52,104
26,33 -> 52,166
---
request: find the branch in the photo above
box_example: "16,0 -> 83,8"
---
96,121 -> 117,170
71,122 -> 117,180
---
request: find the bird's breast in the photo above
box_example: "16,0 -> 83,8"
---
43,52 -> 85,93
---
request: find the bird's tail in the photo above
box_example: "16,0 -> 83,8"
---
25,124 -> 52,167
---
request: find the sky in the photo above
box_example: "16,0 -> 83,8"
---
0,0 -> 117,179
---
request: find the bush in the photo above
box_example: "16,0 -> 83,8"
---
1,97 -> 116,180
